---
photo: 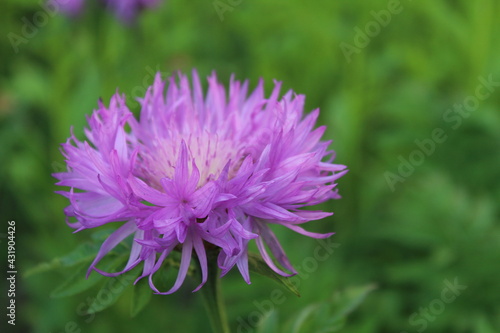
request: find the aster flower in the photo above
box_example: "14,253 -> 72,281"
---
51,0 -> 161,22
54,70 -> 347,295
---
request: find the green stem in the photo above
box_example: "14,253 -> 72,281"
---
199,254 -> 230,333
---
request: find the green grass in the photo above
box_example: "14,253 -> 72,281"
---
1,0 -> 499,332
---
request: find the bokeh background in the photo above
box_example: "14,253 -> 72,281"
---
1,0 -> 500,332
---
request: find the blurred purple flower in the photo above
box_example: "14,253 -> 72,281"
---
50,0 -> 162,23
54,70 -> 347,294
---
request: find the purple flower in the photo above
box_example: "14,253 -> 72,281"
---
54,70 -> 347,294
51,0 -> 161,22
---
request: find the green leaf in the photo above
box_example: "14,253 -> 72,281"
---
290,304 -> 319,333
24,259 -> 63,278
87,265 -> 141,314
90,228 -> 119,242
50,253 -> 128,298
284,284 -> 375,333
26,229 -> 134,278
288,303 -> 345,333
247,252 -> 300,297
329,284 -> 376,321
475,315 -> 497,333
130,276 -> 153,317
25,241 -> 101,278
59,242 -> 101,267
50,261 -> 104,298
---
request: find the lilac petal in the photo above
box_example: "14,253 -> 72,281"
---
293,210 -> 333,220
128,176 -> 168,206
66,190 -> 115,216
67,190 -> 127,227
218,251 -> 239,277
236,250 -> 251,284
298,126 -> 326,153
216,160 -> 231,183
113,128 -> 129,166
202,230 -> 237,255
258,224 -> 297,274
230,220 -> 258,240
263,80 -> 282,114
94,229 -> 145,277
278,153 -> 316,172
192,236 -> 208,292
265,210 -> 333,224
154,233 -> 178,247
147,248 -> 173,292
297,109 -> 319,135
156,236 -> 193,295
214,193 -> 237,204
153,216 -> 183,234
207,219 -> 233,237
240,183 -> 268,202
93,258 -> 141,277
282,224 -> 335,239
97,173 -> 126,205
192,182 -> 219,218
261,170 -> 300,197
301,169 -> 349,185
186,161 -> 201,194
244,202 -> 305,222
227,211 -> 258,239
135,251 -> 156,283
207,72 -> 226,120
255,144 -> 272,170
174,141 -> 189,185
318,162 -> 348,172
191,69 -> 205,124
65,216 -> 83,230
134,238 -> 159,248
87,221 -> 137,277
83,142 -> 111,176
255,236 -> 295,277
159,178 -> 177,199
217,251 -> 229,273
175,222 -> 188,243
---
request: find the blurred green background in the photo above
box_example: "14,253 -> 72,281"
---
1,0 -> 500,332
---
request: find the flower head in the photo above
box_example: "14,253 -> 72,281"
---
51,0 -> 162,23
54,70 -> 347,294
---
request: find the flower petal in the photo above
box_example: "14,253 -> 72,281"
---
156,235 -> 193,295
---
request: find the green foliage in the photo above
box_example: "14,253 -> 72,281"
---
50,261 -> 105,298
87,265 -> 142,314
24,241 -> 101,277
256,285 -> 375,333
2,0 -> 500,332
129,277 -> 153,317
248,252 -> 301,297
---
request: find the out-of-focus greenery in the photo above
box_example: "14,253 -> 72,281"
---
1,0 -> 500,332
